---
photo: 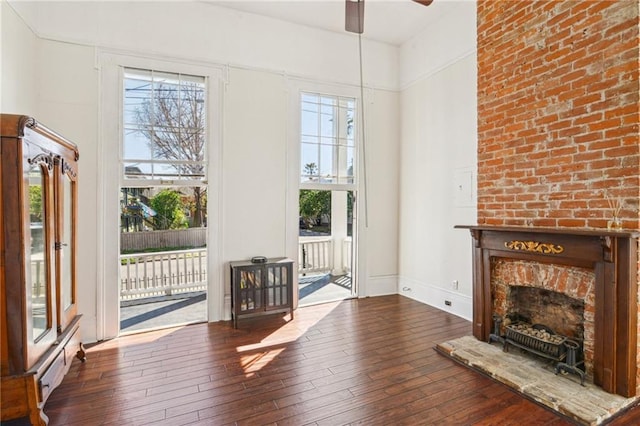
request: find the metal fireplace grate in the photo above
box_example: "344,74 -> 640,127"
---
505,323 -> 567,361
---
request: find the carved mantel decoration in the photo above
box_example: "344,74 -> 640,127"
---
456,225 -> 640,398
504,240 -> 564,254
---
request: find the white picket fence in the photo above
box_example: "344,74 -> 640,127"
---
298,237 -> 352,275
120,248 -> 207,301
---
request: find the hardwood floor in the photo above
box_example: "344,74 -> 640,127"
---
46,295 -> 640,425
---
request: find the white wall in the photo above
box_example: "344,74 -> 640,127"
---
36,40 -> 100,336
361,88 -> 401,295
223,68 -> 288,262
1,0 -> 38,114
4,1 -> 402,342
397,1 -> 477,320
9,0 -> 398,91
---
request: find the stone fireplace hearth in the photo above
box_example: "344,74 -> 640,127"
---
456,225 -> 639,398
436,335 -> 637,426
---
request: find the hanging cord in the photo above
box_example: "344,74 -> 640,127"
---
358,32 -> 369,227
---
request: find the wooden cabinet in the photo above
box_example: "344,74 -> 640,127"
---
230,258 -> 294,328
1,114 -> 85,425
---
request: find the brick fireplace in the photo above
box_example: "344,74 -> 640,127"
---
471,0 -> 640,399
458,226 -> 639,397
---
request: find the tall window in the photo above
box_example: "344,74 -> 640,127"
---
300,92 -> 356,186
123,68 -> 206,182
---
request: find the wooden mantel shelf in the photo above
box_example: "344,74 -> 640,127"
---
455,225 -> 640,238
456,224 -> 639,397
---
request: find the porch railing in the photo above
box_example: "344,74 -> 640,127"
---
299,237 -> 333,275
120,248 -> 207,301
118,237 -> 350,302
31,259 -> 45,297
343,237 -> 352,272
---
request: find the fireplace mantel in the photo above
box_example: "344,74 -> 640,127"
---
456,225 -> 639,397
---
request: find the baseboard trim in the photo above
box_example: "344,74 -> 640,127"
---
398,276 -> 472,321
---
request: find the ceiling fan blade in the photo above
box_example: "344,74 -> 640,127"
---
345,0 -> 364,34
413,0 -> 434,6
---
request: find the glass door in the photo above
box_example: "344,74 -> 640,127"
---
265,263 -> 290,311
54,155 -> 78,332
24,152 -> 56,367
119,185 -> 208,334
298,189 -> 356,306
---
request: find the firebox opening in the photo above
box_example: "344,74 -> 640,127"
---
505,285 -> 585,342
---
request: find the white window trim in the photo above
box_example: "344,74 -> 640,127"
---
98,51 -> 225,339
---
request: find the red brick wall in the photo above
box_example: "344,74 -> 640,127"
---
477,0 -> 639,229
477,0 -> 640,395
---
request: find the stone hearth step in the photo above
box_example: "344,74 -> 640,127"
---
435,335 -> 638,426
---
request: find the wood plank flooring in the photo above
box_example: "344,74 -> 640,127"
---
45,295 -> 640,425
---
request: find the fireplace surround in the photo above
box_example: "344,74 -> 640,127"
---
457,225 -> 639,397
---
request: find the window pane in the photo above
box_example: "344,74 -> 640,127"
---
301,144 -> 318,181
179,80 -> 206,129
123,68 -> 207,182
299,92 -> 356,187
346,147 -> 355,178
301,93 -> 318,104
154,71 -> 180,86
183,130 -> 205,161
320,96 -> 336,107
124,162 -> 151,179
344,100 -> 355,144
124,74 -> 152,126
320,108 -> 335,138
301,135 -> 318,144
123,126 -> 153,160
301,107 -> 319,137
319,144 -> 334,181
120,185 -> 207,233
153,87 -> 179,126
154,163 -> 182,179
152,129 -> 177,159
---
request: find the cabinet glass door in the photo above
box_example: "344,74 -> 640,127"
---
55,158 -> 77,330
27,163 -> 50,341
238,268 -> 262,313
265,264 -> 289,310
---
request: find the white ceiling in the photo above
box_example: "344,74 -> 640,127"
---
207,0 -> 459,46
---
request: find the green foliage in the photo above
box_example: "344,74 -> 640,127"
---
299,190 -> 330,228
29,185 -> 43,222
150,189 -> 188,230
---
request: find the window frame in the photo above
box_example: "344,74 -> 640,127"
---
121,67 -> 209,188
98,51 -> 225,340
299,92 -> 357,189
298,91 -> 359,193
